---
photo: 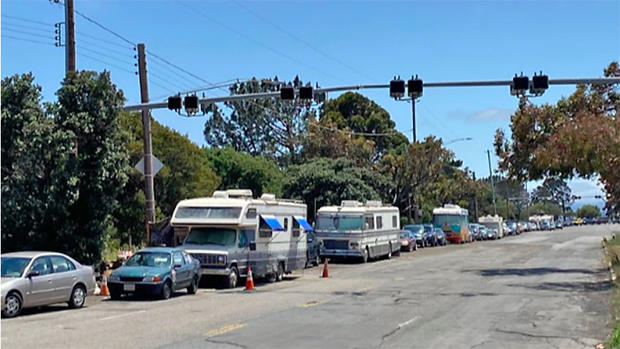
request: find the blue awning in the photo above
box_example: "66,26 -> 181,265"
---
261,215 -> 284,231
294,216 -> 313,231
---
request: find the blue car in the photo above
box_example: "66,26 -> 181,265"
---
433,228 -> 447,246
423,224 -> 438,247
108,247 -> 200,300
403,224 -> 424,248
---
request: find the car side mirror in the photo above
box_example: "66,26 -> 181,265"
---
27,270 -> 40,278
249,242 -> 256,251
174,263 -> 182,269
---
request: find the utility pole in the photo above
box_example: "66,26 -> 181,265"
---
64,0 -> 75,74
137,43 -> 155,244
487,150 -> 498,216
411,99 -> 416,142
473,172 -> 479,219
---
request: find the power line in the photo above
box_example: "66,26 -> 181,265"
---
3,27 -> 54,40
75,31 -> 136,50
78,39 -> 137,58
2,21 -> 53,33
77,45 -> 134,66
176,0 -> 342,82
2,34 -> 55,47
71,7 -> 136,47
146,50 -> 215,87
1,14 -> 53,27
232,0 -> 378,83
76,52 -> 135,75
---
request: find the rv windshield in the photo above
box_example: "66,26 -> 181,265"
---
175,207 -> 242,220
316,215 -> 364,231
433,214 -> 467,232
184,227 -> 236,246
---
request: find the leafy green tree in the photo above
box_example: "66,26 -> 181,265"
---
576,204 -> 601,218
522,202 -> 563,218
531,178 -> 573,213
282,157 -> 389,221
302,118 -> 376,165
205,147 -> 283,196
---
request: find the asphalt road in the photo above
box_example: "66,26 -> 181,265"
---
2,224 -> 617,349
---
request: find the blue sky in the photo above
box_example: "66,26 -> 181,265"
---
2,0 -> 619,210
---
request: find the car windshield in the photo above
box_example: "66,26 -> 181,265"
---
400,232 -> 410,238
316,215 -> 364,231
403,225 -> 424,234
125,252 -> 171,268
184,227 -> 237,246
1,257 -> 32,277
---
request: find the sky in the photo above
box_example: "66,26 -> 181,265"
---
2,0 -> 619,210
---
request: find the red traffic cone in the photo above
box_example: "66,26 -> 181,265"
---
321,258 -> 329,278
245,266 -> 255,291
100,274 -> 110,296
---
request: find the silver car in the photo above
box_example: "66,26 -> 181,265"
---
1,251 -> 96,318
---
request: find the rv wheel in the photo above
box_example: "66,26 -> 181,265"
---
275,263 -> 284,282
226,267 -> 238,289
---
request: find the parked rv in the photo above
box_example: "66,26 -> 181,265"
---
432,204 -> 471,244
316,200 -> 400,263
478,215 -> 504,239
171,189 -> 311,288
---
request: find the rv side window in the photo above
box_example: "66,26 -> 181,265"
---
392,215 -> 397,228
283,218 -> 288,231
376,216 -> 383,229
365,216 -> 374,230
259,230 -> 272,238
246,208 -> 257,219
292,219 -> 301,237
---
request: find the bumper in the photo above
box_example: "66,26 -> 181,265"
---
108,281 -> 164,295
320,249 -> 363,258
199,266 -> 230,276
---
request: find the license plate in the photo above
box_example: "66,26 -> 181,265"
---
123,283 -> 135,291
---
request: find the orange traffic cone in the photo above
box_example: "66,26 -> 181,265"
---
321,258 -> 329,278
100,274 -> 110,296
245,266 -> 255,291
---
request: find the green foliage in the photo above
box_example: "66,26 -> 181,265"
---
531,178 -> 573,211
1,71 -> 128,264
521,202 -> 563,219
576,204 -> 601,218
205,147 -> 283,196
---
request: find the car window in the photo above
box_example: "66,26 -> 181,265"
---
238,230 -> 248,248
30,257 -> 53,276
50,256 -> 75,273
173,251 -> 184,266
182,251 -> 193,264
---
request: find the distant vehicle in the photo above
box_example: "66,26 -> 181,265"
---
527,222 -> 538,231
173,189 -> 311,288
316,200 -> 400,263
503,222 -> 513,236
399,230 -> 417,252
529,215 -> 554,231
1,251 -> 96,318
108,247 -> 200,300
541,221 -> 552,230
433,228 -> 447,246
518,221 -> 528,232
487,228 -> 499,240
479,215 -> 504,239
468,224 -> 481,241
423,224 -> 438,247
306,230 -> 320,267
403,224 -> 425,248
433,204 -> 471,244
574,217 -> 584,225
478,225 -> 488,240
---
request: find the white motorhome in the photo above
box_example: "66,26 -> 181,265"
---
478,215 -> 504,239
529,215 -> 554,230
170,189 -> 311,288
315,200 -> 400,263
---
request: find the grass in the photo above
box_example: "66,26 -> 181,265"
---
604,233 -> 620,349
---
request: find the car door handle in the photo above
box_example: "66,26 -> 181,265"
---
47,279 -> 53,283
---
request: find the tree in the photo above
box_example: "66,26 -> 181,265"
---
301,118 -> 375,165
522,202 -> 563,218
576,204 -> 601,218
205,147 -> 283,197
495,62 -> 620,213
531,178 -> 573,213
115,112 -> 221,245
282,158 -> 389,221
204,77 -> 314,165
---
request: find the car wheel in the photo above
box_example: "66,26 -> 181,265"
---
68,285 -> 86,308
314,253 -> 320,267
275,263 -> 284,282
2,292 -> 22,318
408,244 -> 414,252
414,243 -> 418,251
161,280 -> 172,300
187,275 -> 199,294
227,267 -> 239,288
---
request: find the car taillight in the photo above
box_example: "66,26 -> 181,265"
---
152,275 -> 161,282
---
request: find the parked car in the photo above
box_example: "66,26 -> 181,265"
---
518,221 -> 528,232
423,224 -> 438,247
503,222 -> 513,236
403,224 -> 425,248
306,230 -> 320,267
399,230 -> 418,252
108,247 -> 200,300
507,221 -> 519,235
528,222 -> 538,231
478,225 -> 488,240
433,228 -> 447,246
487,228 -> 498,240
541,221 -> 552,230
469,224 -> 481,241
1,251 -> 96,318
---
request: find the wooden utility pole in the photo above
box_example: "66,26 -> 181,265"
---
137,43 -> 156,244
64,0 -> 75,74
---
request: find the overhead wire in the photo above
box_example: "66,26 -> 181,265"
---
3,27 -> 55,40
76,45 -> 135,67
1,14 -> 54,27
2,34 -> 56,47
2,21 -> 53,34
74,31 -> 135,50
76,52 -> 135,75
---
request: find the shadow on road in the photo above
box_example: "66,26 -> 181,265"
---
508,280 -> 612,293
464,267 -> 607,277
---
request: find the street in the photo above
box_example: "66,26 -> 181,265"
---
2,224 -> 617,349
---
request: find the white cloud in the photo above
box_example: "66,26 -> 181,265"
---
448,108 -> 514,121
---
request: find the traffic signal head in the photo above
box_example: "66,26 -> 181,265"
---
530,73 -> 549,95
408,77 -> 423,98
168,95 -> 182,111
280,85 -> 295,100
390,77 -> 405,99
183,95 -> 199,114
510,75 -> 529,96
299,86 -> 313,100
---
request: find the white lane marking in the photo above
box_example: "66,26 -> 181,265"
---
99,310 -> 146,321
398,316 -> 419,329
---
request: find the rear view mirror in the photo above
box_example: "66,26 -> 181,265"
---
249,242 -> 256,251
27,270 -> 40,278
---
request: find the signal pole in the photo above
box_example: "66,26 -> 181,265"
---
137,43 -> 156,244
487,150 -> 498,216
473,172 -> 479,219
411,100 -> 416,142
64,0 -> 75,74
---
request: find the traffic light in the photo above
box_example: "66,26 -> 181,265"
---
183,95 -> 199,114
530,73 -> 549,95
280,85 -> 295,100
390,76 -> 405,99
408,76 -> 423,99
167,95 -> 182,111
299,86 -> 313,100
511,74 -> 529,96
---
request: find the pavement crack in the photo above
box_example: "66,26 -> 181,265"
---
204,338 -> 248,348
495,328 -> 581,343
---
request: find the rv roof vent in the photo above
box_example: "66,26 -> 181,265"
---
341,200 -> 362,207
365,200 -> 382,207
212,191 -> 229,199
226,189 -> 253,198
260,193 -> 276,201
444,204 -> 460,209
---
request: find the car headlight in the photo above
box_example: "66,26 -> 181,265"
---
217,255 -> 226,265
109,273 -> 119,281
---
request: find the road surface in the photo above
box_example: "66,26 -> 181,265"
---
2,224 -> 617,349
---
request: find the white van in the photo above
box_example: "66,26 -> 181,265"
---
478,215 -> 504,239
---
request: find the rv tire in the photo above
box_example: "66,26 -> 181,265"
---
225,267 -> 239,289
361,247 -> 369,263
275,263 -> 284,282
